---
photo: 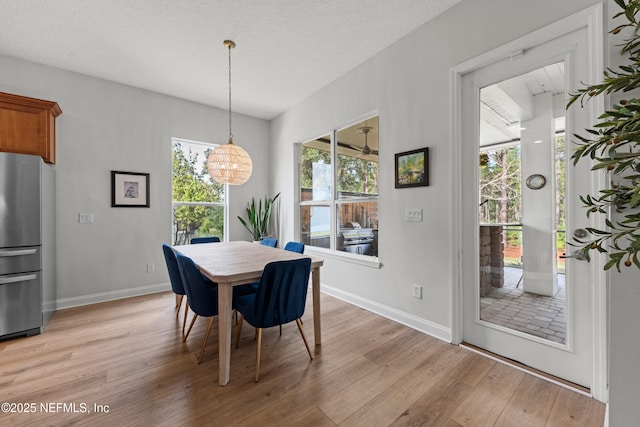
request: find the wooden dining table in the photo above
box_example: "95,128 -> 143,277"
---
173,241 -> 324,385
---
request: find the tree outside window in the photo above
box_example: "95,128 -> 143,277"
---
172,139 -> 226,245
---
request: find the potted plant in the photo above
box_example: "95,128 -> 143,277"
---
567,0 -> 640,271
237,193 -> 280,241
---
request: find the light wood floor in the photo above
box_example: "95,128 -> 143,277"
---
0,291 -> 605,426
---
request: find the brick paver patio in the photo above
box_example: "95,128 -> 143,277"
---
480,267 -> 566,343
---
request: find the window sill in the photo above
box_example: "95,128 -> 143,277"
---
304,247 -> 381,269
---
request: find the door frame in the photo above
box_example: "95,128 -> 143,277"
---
449,4 -> 608,402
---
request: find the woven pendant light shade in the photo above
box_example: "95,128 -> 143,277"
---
206,138 -> 253,185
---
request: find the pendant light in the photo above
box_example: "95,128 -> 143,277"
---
206,40 -> 253,185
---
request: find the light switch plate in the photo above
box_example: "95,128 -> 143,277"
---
406,209 -> 422,222
79,213 -> 94,223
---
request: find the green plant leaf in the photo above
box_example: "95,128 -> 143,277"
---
236,192 -> 281,240
566,0 -> 640,271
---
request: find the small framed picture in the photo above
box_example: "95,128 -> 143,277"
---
111,171 -> 150,207
395,147 -> 429,188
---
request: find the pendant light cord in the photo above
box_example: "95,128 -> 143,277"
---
228,42 -> 233,142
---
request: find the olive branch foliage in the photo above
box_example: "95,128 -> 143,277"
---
567,0 -> 640,271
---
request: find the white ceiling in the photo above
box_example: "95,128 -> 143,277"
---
480,62 -> 566,147
0,0 -> 462,120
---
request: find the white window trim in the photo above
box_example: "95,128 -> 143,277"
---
305,245 -> 381,268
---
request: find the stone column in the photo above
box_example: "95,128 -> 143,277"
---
480,225 -> 504,297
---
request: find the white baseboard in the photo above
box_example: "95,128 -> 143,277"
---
52,282 -> 451,344
320,283 -> 451,342
55,282 -> 171,310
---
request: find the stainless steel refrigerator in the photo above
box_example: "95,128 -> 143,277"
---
0,152 -> 56,339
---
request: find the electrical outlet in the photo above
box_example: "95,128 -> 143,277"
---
412,284 -> 423,299
147,263 -> 155,273
78,213 -> 94,223
406,209 -> 422,222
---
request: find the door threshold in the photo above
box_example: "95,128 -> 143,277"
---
460,342 -> 591,397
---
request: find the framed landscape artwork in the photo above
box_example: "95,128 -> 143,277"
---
111,171 -> 150,207
395,147 -> 429,188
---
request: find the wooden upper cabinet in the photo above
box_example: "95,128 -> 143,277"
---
0,92 -> 62,164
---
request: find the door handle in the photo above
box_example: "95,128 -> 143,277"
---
560,251 -> 586,261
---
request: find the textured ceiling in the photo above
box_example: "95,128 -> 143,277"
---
0,0 -> 461,119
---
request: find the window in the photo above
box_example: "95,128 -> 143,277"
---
554,129 -> 566,273
171,138 -> 227,245
298,116 -> 379,258
479,141 -> 522,268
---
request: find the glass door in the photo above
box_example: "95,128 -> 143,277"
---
461,27 -> 595,388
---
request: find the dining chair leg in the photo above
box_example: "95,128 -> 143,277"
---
296,319 -> 313,360
176,295 -> 183,315
279,325 -> 282,336
197,317 -> 215,364
235,315 -> 244,349
255,328 -> 263,382
184,313 -> 198,342
182,303 -> 189,336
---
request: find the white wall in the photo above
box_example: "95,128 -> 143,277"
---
0,53 -> 270,306
605,1 -> 640,423
272,0 -> 602,337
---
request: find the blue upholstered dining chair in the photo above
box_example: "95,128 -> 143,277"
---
234,258 -> 313,382
191,236 -> 221,244
176,253 -> 257,363
162,244 -> 189,336
282,241 -> 306,328
176,253 -> 221,364
260,237 -> 278,248
245,239 -> 295,296
283,241 -> 304,254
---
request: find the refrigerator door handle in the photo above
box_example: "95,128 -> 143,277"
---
0,249 -> 38,257
0,274 -> 37,285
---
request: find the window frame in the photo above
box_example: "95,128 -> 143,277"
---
171,137 -> 229,244
296,116 -> 381,268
